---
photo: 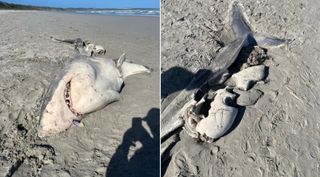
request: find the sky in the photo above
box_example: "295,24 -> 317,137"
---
2,0 -> 159,8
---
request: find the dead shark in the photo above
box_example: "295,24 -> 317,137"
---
38,53 -> 151,137
161,1 -> 290,141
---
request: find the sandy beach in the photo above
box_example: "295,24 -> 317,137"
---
162,0 -> 320,176
0,11 -> 159,176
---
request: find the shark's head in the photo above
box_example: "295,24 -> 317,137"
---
38,61 -> 96,138
38,71 -> 78,138
38,53 -> 151,138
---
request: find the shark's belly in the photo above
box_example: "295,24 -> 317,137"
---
70,61 -> 122,114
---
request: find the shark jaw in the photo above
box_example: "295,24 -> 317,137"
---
64,80 -> 83,118
38,77 -> 80,138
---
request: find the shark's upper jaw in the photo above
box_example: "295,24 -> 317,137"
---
64,80 -> 82,117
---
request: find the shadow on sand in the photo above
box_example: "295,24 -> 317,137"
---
161,66 -> 194,99
106,108 -> 160,177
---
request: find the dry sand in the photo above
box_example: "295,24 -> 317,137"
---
161,0 -> 320,176
0,11 -> 159,176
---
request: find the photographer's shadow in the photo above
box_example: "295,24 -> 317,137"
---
106,108 -> 160,177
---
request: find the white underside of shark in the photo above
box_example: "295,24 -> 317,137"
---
38,53 -> 151,137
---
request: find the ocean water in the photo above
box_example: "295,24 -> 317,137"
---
74,8 -> 159,17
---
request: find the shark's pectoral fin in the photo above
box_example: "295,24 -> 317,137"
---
116,53 -> 151,79
254,35 -> 291,48
121,61 -> 152,79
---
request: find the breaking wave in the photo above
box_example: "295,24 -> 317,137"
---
74,9 -> 159,17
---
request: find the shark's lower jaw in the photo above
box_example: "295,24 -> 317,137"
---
64,80 -> 83,117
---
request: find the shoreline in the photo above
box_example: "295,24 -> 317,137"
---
0,9 -> 160,17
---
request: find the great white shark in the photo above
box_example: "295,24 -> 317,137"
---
38,53 -> 151,137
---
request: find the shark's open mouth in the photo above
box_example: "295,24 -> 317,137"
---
64,81 -> 82,117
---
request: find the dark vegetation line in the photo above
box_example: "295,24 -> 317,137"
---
0,1 -> 63,10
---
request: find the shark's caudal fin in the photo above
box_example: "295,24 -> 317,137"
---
230,2 -> 253,43
230,2 -> 290,48
50,36 -> 76,44
254,35 -> 289,48
117,53 -> 152,79
50,36 -> 85,48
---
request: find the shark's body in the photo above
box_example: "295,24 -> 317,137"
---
38,54 -> 151,137
160,2 -> 289,140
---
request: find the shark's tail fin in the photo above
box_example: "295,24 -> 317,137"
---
230,2 -> 253,43
230,2 -> 290,48
50,36 -> 75,44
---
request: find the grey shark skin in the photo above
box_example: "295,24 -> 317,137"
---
160,1 -> 288,140
38,53 -> 151,138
